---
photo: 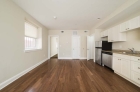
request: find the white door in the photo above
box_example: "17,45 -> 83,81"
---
87,36 -> 90,60
72,36 -> 80,59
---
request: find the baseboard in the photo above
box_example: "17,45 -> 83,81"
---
80,57 -> 87,59
58,57 -> 72,59
58,57 -> 87,59
0,58 -> 48,90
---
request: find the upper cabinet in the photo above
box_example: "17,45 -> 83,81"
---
108,25 -> 126,42
120,16 -> 140,32
101,15 -> 140,42
100,30 -> 108,37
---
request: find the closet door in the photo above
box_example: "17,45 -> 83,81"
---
72,36 -> 80,59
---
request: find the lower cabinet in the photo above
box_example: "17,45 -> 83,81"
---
121,59 -> 130,79
113,56 -> 130,79
131,71 -> 140,85
113,53 -> 140,87
113,57 -> 121,73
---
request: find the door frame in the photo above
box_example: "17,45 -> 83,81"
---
72,35 -> 81,59
48,35 -> 59,59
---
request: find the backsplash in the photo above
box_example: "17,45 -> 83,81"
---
113,28 -> 140,51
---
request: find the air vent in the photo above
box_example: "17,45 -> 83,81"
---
61,31 -> 64,33
73,31 -> 77,35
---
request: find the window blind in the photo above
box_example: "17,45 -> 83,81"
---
25,22 -> 38,38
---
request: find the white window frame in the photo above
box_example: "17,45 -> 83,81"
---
24,20 -> 42,52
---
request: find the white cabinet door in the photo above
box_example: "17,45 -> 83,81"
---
104,30 -> 108,37
129,16 -> 140,30
131,71 -> 140,85
120,22 -> 127,32
108,28 -> 113,42
121,59 -> 131,79
100,32 -> 104,37
113,57 -> 121,74
120,16 -> 140,32
113,25 -> 120,41
101,30 -> 108,38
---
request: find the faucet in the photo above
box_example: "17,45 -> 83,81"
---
128,48 -> 135,53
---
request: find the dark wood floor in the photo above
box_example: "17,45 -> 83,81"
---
1,59 -> 140,92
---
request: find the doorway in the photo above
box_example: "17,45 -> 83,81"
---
72,36 -> 80,59
48,35 -> 59,59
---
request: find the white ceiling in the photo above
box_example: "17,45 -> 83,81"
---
12,0 -> 127,30
98,0 -> 140,29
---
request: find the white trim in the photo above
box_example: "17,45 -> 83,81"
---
0,58 -> 48,90
24,49 -> 42,53
48,35 -> 59,59
80,57 -> 87,59
58,57 -> 72,59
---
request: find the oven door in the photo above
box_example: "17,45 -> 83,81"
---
102,53 -> 112,69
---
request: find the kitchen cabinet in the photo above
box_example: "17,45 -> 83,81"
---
113,56 -> 121,74
100,30 -> 108,37
131,56 -> 140,85
113,53 -> 140,87
120,16 -> 140,32
121,59 -> 131,79
113,54 -> 130,79
108,25 -> 126,42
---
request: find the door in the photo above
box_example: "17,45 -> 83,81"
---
87,36 -> 90,60
72,36 -> 80,59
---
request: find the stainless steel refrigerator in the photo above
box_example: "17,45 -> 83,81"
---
95,41 -> 112,65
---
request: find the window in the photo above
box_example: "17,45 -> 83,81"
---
25,21 -> 42,51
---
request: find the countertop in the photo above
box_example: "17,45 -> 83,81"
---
102,50 -> 140,57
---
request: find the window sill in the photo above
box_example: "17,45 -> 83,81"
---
24,49 -> 42,53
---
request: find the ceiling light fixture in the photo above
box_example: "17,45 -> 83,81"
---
53,16 -> 57,19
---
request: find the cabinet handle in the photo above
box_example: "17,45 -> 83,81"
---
128,28 -> 129,30
138,59 -> 140,60
138,67 -> 140,69
138,78 -> 140,80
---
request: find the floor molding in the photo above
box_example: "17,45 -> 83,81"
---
58,57 -> 87,59
80,57 -> 87,59
58,57 -> 72,59
0,58 -> 48,90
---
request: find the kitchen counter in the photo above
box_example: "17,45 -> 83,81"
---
102,50 -> 140,57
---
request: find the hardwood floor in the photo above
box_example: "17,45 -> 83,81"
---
1,59 -> 140,92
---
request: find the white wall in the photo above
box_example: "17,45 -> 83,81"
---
0,0 -> 48,85
50,37 -> 58,57
113,28 -> 140,51
49,30 -> 89,59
